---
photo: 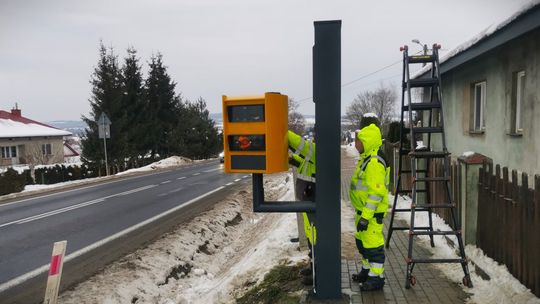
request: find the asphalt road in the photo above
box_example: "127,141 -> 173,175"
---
0,160 -> 247,293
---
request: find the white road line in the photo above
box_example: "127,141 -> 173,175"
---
243,175 -> 249,178
193,173 -> 201,176
203,168 -> 221,173
225,182 -> 233,186
177,177 -> 186,180
160,180 -> 171,184
234,179 -> 241,182
0,185 -> 158,228
0,186 -> 226,293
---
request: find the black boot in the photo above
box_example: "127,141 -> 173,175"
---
351,268 -> 369,283
360,276 -> 385,291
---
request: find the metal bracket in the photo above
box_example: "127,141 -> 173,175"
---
252,173 -> 316,213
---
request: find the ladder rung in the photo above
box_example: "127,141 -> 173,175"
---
413,203 -> 456,209
415,177 -> 450,182
399,170 -> 428,173
410,258 -> 465,264
402,102 -> 441,111
405,78 -> 439,88
400,148 -> 430,155
412,230 -> 460,236
394,208 -> 430,212
407,55 -> 435,64
396,189 -> 428,193
391,226 -> 432,230
411,126 -> 444,134
409,151 -> 449,158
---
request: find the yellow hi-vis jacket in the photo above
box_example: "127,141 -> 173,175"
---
287,131 -> 316,244
349,124 -> 390,220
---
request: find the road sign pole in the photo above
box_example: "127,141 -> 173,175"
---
103,126 -> 109,176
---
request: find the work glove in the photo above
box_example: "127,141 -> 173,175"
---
358,218 -> 369,232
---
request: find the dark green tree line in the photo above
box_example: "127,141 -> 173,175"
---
82,42 -> 220,170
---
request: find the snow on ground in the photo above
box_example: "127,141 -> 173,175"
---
59,172 -> 306,304
393,194 -> 540,304
116,156 -> 192,176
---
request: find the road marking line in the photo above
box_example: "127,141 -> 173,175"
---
0,186 -> 226,293
160,180 -> 171,184
203,168 -> 221,173
0,164 -> 199,208
177,177 -> 186,180
0,185 -> 158,228
243,175 -> 249,178
193,173 -> 200,176
225,182 -> 233,186
234,179 -> 241,182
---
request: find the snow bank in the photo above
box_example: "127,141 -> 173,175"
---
59,173 -> 305,304
343,144 -> 359,160
392,194 -> 540,303
116,156 -> 192,175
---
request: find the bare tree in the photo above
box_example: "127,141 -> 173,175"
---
288,98 -> 306,135
346,84 -> 397,130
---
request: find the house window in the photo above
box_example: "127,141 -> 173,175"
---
1,146 -> 17,158
472,81 -> 486,132
42,143 -> 52,156
512,71 -> 525,134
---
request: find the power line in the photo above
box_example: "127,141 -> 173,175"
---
296,50 -> 423,102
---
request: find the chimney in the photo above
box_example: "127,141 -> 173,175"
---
11,103 -> 21,117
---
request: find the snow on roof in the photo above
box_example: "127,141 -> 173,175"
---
0,118 -> 71,138
413,0 -> 540,78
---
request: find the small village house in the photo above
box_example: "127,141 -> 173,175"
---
0,106 -> 72,167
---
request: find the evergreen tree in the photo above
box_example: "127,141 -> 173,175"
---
82,42 -> 124,166
120,47 -> 145,166
179,98 -> 221,159
144,53 -> 183,158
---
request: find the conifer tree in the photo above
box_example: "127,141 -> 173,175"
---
120,47 -> 145,166
81,42 -> 123,166
144,53 -> 183,158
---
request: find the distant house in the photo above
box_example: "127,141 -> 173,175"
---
0,107 -> 72,167
416,2 -> 540,176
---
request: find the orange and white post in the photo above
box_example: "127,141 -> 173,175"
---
44,240 -> 67,304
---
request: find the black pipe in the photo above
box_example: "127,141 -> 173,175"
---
252,174 -> 316,213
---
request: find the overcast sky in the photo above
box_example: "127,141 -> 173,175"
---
0,0 -> 532,122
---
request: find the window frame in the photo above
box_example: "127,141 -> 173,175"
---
513,70 -> 525,134
472,81 -> 486,132
42,143 -> 52,156
1,146 -> 17,159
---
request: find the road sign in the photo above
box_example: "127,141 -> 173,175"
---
98,113 -> 111,139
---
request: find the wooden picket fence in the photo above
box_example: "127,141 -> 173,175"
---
477,162 -> 540,297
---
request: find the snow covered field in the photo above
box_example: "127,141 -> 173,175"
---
59,173 -> 306,304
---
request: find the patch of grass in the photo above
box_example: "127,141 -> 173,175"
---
236,261 -> 308,304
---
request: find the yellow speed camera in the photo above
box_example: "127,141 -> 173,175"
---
222,92 -> 288,173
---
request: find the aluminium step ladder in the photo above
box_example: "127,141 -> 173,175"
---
385,44 -> 473,289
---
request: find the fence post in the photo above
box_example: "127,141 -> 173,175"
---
457,153 -> 488,245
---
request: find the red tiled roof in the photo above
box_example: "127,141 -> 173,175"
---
0,110 -> 56,129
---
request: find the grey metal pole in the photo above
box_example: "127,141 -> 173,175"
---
103,125 -> 109,176
313,20 -> 341,299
